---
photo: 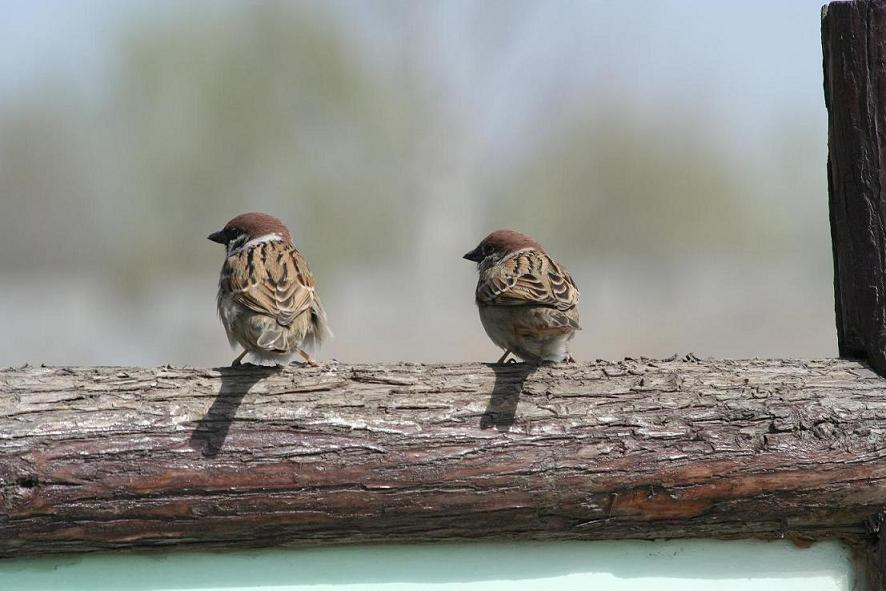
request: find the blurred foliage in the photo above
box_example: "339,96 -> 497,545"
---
0,2 -> 425,288
486,106 -> 793,260
0,96 -> 115,270
113,2 -> 422,285
0,2 -> 828,281
0,2 -> 835,364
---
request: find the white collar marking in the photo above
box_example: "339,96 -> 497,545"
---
227,233 -> 285,256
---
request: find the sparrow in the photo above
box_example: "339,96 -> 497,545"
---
208,212 -> 330,367
464,229 -> 580,364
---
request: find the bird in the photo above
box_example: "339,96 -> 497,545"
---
208,212 -> 329,367
463,229 -> 580,364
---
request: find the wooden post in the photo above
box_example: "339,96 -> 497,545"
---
822,3 -> 886,585
823,0 -> 886,375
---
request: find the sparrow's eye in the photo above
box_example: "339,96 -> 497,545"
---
482,244 -> 493,256
226,228 -> 249,248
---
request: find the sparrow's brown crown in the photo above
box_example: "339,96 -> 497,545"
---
463,229 -> 544,262
208,212 -> 292,246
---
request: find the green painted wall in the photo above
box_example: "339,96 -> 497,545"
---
0,540 -> 853,591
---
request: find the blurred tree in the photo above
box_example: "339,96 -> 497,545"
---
0,95 -> 117,270
486,105 -> 789,261
113,1 -> 422,287
0,1 -> 835,365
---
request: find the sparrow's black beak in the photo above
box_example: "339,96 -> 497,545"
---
207,230 -> 227,244
463,248 -> 482,262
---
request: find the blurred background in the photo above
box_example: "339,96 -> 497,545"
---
0,0 -> 833,366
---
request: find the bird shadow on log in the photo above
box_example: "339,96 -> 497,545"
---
189,365 -> 278,457
481,362 -> 536,431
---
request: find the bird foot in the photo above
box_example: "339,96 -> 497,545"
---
496,350 -> 514,365
297,349 -> 321,367
231,350 -> 248,367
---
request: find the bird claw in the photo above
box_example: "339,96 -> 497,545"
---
295,349 -> 321,367
291,360 -> 321,368
231,350 -> 249,367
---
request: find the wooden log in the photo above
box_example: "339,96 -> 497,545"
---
823,0 -> 886,375
1,359 -> 885,559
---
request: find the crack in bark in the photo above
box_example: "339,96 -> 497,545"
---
1,359 -> 886,558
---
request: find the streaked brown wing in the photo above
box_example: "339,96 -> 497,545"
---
222,241 -> 316,327
513,305 -> 582,337
476,249 -> 579,315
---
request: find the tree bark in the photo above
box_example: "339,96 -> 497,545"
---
1,359 -> 885,559
823,0 -> 886,375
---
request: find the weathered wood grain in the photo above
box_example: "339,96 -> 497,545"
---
1,359 -> 885,559
823,3 -> 886,586
823,0 -> 886,375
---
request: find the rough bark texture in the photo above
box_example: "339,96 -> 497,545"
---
823,0 -> 886,375
1,359 -> 886,560
823,4 -> 886,586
